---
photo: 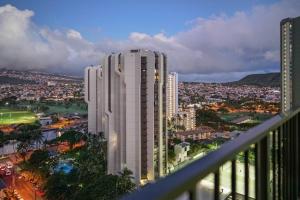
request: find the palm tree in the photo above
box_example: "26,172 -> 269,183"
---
17,142 -> 30,162
57,129 -> 84,150
30,129 -> 44,149
117,168 -> 136,195
0,131 -> 5,157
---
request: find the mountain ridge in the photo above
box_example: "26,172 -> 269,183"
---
226,72 -> 280,87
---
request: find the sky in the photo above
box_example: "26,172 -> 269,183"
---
0,0 -> 299,82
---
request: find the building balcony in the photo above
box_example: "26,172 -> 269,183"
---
122,107 -> 300,200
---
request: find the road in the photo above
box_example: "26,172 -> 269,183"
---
0,156 -> 44,200
15,176 -> 42,200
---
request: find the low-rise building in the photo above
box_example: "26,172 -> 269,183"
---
39,117 -> 53,126
230,116 -> 252,124
175,126 -> 214,141
213,130 -> 244,139
174,142 -> 190,164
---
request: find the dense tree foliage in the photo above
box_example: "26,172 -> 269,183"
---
2,122 -> 44,161
54,129 -> 85,150
44,134 -> 136,200
196,109 -> 228,128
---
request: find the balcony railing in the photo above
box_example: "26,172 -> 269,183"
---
122,108 -> 300,200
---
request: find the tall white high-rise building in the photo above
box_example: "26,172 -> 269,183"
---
84,65 -> 103,134
281,17 -> 300,113
177,107 -> 196,131
85,49 -> 168,183
167,72 -> 178,119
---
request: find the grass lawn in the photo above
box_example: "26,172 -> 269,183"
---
46,104 -> 87,115
0,109 -> 37,125
219,112 -> 249,121
220,112 -> 273,123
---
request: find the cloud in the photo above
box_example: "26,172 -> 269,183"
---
0,1 -> 299,81
67,29 -> 83,40
0,4 -> 102,74
111,0 -> 299,77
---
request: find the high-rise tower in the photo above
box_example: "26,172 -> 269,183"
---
281,16 -> 300,113
85,49 -> 168,183
167,72 -> 178,119
84,65 -> 103,134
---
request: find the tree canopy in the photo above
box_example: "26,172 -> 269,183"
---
44,134 -> 136,200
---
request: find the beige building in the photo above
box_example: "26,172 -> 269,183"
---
175,126 -> 214,141
85,49 -> 168,184
84,65 -> 102,135
174,142 -> 190,164
177,107 -> 196,131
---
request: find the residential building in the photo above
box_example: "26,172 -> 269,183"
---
167,72 -> 178,119
47,81 -> 57,86
174,142 -> 190,164
177,107 -> 196,131
39,117 -> 52,126
281,16 -> 300,113
85,49 -> 168,184
84,65 -> 102,134
175,126 -> 214,141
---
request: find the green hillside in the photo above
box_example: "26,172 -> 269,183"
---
228,72 -> 280,87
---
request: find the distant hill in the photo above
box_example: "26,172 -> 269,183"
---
0,76 -> 37,85
227,72 -> 280,87
0,68 -> 83,84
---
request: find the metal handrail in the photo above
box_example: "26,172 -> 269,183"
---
122,107 -> 300,200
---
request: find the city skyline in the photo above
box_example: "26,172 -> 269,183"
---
0,0 -> 299,198
0,1 -> 299,82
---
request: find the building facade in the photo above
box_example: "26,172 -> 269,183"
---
177,107 -> 196,131
174,142 -> 190,165
167,72 -> 178,119
175,126 -> 213,141
84,65 -> 103,134
281,16 -> 300,113
85,49 -> 168,183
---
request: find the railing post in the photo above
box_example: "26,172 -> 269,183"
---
214,169 -> 220,200
295,113 -> 299,198
271,131 -> 276,200
277,126 -> 282,200
298,113 -> 300,198
256,136 -> 269,200
291,115 -> 298,199
231,160 -> 236,200
282,121 -> 288,200
244,150 -> 249,199
188,185 -> 197,200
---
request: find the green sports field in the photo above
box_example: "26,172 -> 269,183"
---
0,109 -> 37,125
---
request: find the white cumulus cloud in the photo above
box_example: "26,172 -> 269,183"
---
0,4 -> 102,74
0,1 -> 299,81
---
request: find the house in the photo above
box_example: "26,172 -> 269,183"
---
230,116 -> 252,124
174,142 -> 190,164
39,117 -> 53,126
175,126 -> 214,141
